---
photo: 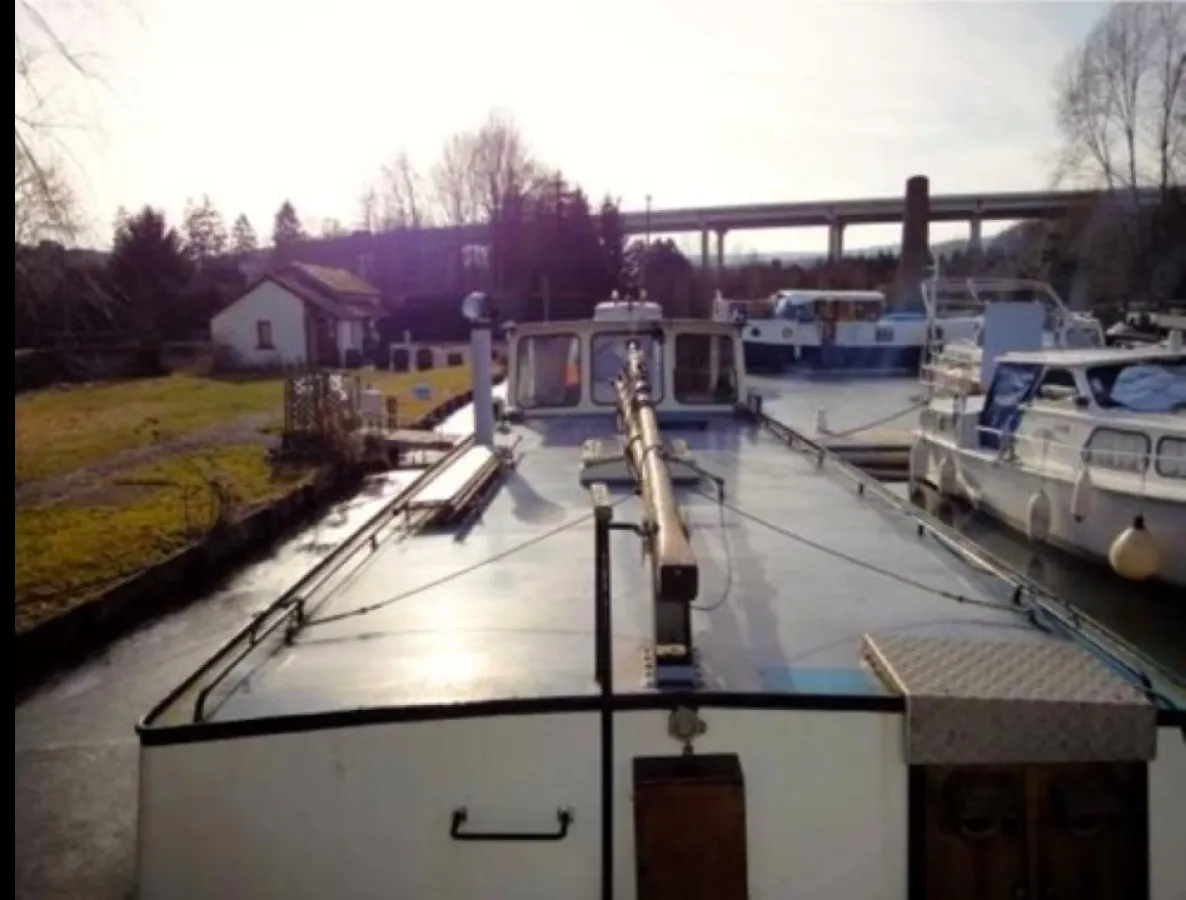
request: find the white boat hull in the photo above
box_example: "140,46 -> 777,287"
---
917,435 -> 1186,588
137,709 -> 1186,900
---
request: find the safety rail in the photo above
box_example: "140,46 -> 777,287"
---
741,399 -> 1186,707
137,435 -> 491,727
917,412 -> 1186,484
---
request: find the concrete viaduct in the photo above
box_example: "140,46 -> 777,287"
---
446,185 -> 1159,274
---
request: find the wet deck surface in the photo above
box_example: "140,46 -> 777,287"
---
15,378 -> 1183,900
197,410 -> 1038,723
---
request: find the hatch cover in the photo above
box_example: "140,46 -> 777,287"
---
862,634 -> 1156,765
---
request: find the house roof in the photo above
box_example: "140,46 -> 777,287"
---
233,263 -> 381,321
289,262 -> 379,298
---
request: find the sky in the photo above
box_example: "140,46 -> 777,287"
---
18,0 -> 1110,255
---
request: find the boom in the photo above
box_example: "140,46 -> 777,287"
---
613,341 -> 699,605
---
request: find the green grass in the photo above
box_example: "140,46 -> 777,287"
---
15,367 -> 480,484
14,444 -> 317,633
14,365 -> 486,633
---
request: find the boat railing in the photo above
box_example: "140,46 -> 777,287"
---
743,398 -> 1186,704
919,410 -> 1186,477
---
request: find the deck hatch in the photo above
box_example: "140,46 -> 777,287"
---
863,634 -> 1156,764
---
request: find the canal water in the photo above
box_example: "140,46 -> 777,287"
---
753,373 -> 1186,680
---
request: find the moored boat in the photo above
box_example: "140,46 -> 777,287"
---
720,289 -> 982,376
914,279 -> 1186,588
137,293 -> 1186,900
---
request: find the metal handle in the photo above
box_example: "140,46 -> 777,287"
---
449,806 -> 574,842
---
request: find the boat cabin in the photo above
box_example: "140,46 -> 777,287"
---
924,346 -> 1186,481
770,289 -> 887,324
506,300 -> 746,417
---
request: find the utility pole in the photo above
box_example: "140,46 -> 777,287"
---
643,193 -> 652,298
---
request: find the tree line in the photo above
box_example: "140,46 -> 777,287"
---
16,112 -> 697,354
14,1 -> 1185,360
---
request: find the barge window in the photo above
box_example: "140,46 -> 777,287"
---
591,332 -> 663,405
674,333 -> 738,405
1156,437 -> 1186,479
1083,428 -> 1150,473
514,333 -> 582,409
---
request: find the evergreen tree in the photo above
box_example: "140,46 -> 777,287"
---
271,200 -> 305,259
182,194 -> 228,262
230,213 -> 258,252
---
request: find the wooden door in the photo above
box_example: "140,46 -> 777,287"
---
1034,763 -> 1147,900
916,765 -> 1028,900
913,763 -> 1148,900
633,755 -> 748,900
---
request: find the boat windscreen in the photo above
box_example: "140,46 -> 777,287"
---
978,363 -> 1043,449
1088,361 -> 1186,413
592,333 -> 663,403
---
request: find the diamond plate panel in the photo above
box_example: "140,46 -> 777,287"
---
862,634 -> 1156,765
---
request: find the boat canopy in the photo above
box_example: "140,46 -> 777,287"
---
1089,358 -> 1186,413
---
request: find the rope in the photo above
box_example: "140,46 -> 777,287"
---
822,400 -> 927,440
300,495 -> 634,629
696,488 -> 1013,612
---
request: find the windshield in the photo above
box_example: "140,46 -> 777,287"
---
1085,359 -> 1186,412
591,332 -> 663,404
673,333 -> 738,405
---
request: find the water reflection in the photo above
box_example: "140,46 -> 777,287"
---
914,488 -> 1186,678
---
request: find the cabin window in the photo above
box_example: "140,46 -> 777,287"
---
514,333 -> 582,409
256,320 -> 274,349
446,351 -> 464,368
590,332 -> 663,405
1085,360 -> 1186,412
1082,428 -> 1150,474
1155,437 -> 1186,479
874,326 -> 895,344
674,333 -> 738,405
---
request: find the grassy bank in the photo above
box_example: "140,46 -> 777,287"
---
15,366 -> 479,633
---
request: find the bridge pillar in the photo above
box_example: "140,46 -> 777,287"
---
968,213 -> 984,272
827,217 -> 845,262
700,226 -> 711,312
715,228 -> 728,289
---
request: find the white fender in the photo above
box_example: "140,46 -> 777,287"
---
1026,489 -> 1052,542
936,454 -> 957,496
908,440 -> 929,483
1070,467 -> 1094,522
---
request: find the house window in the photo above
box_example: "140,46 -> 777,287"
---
256,320 -> 274,349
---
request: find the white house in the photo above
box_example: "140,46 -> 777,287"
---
211,263 -> 383,369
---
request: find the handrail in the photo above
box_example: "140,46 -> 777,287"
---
138,438 -> 479,729
749,407 -> 1186,705
918,411 -> 1186,476
449,806 -> 574,842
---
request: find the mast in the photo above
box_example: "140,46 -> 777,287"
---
613,339 -> 698,676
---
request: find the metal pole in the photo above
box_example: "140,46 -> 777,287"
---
643,194 -> 652,296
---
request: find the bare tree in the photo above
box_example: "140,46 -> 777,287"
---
1053,3 -> 1185,306
377,151 -> 432,228
357,188 -> 380,232
467,111 -> 539,222
15,147 -> 77,244
362,111 -> 539,234
14,0 -> 88,244
1054,2 -> 1185,198
431,134 -> 479,226
320,217 -> 346,237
